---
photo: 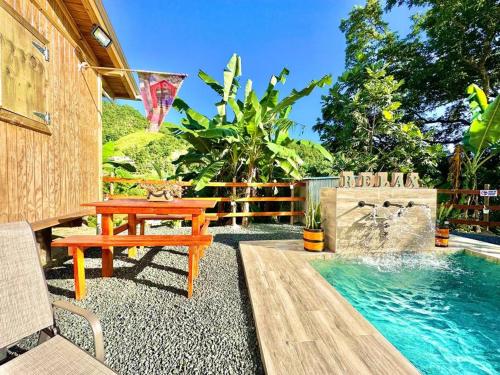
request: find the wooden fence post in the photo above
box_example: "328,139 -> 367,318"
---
484,184 -> 490,232
232,177 -> 237,226
290,184 -> 294,225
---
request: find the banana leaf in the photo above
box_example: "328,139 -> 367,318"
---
464,95 -> 500,154
275,158 -> 302,180
197,126 -> 239,139
164,122 -> 198,136
467,84 -> 488,111
198,70 -> 223,96
298,140 -> 334,162
273,74 -> 332,114
266,142 -> 303,164
194,160 -> 225,191
228,98 -> 243,122
223,54 -> 241,102
244,79 -> 253,103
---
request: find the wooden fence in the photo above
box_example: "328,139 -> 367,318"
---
102,177 -> 305,225
438,185 -> 500,229
103,177 -> 498,229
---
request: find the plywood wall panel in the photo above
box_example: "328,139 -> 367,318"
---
6,126 -> 18,221
0,124 -> 7,222
0,0 -> 101,227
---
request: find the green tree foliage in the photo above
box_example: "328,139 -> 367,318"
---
125,128 -> 188,179
289,142 -> 334,177
169,53 -> 332,191
102,101 -> 149,143
102,103 -> 188,180
317,0 -> 499,143
316,61 -> 443,175
386,0 -> 499,143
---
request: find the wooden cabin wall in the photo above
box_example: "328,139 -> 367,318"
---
0,0 -> 101,227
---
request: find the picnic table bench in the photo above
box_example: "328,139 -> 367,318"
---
52,199 -> 216,300
52,234 -> 212,300
135,214 -> 217,256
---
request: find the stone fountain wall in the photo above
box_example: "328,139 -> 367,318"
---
320,188 -> 437,253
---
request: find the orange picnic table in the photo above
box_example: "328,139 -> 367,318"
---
53,199 -> 216,299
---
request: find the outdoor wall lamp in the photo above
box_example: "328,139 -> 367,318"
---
91,25 -> 112,48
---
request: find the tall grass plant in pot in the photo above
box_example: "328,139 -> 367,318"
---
304,202 -> 324,251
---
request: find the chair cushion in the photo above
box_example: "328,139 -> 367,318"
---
0,336 -> 115,375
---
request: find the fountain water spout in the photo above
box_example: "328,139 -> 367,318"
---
383,201 -> 403,208
358,201 -> 376,208
407,201 -> 429,208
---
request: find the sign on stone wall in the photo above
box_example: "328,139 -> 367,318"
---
339,171 -> 420,188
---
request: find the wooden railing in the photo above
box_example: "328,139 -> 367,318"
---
438,185 -> 500,229
102,177 -> 306,224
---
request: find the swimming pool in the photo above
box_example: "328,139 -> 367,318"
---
312,252 -> 500,375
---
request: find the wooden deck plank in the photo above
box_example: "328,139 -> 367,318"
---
240,240 -> 419,375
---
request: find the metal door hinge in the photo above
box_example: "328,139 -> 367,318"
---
33,111 -> 51,124
32,41 -> 49,61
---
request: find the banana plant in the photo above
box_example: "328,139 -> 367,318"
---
168,53 -> 333,192
462,84 -> 500,190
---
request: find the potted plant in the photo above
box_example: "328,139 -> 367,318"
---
304,202 -> 324,251
140,181 -> 183,201
435,203 -> 453,247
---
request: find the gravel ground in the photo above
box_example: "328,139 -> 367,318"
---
12,224 -> 302,375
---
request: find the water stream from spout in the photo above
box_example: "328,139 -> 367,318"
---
352,205 -> 435,255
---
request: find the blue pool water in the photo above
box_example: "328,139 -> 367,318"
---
312,252 -> 500,374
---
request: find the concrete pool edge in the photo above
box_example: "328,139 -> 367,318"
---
447,234 -> 500,263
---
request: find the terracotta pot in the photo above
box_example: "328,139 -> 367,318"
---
435,227 -> 449,247
304,228 -> 324,252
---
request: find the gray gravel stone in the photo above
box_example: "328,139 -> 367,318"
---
14,224 -> 302,375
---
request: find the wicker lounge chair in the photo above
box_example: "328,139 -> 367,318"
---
0,221 -> 116,374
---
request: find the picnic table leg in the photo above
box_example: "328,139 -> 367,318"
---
192,214 -> 203,279
70,246 -> 86,300
101,214 -> 114,277
127,214 -> 137,258
139,219 -> 145,251
187,246 -> 195,298
200,218 -> 210,258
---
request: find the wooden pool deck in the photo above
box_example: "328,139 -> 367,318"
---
239,240 -> 419,375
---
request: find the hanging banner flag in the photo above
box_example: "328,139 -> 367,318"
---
138,72 -> 186,131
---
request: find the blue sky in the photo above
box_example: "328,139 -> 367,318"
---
103,0 -> 416,142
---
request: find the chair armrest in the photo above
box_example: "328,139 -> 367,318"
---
52,300 -> 105,362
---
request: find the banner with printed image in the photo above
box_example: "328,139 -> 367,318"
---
138,72 -> 186,131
